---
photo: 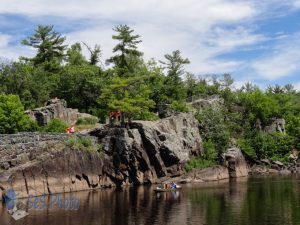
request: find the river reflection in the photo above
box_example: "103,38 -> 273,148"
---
1,176 -> 300,225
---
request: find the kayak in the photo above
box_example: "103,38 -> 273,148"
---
154,186 -> 182,192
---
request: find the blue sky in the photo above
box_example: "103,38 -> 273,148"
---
1,0 -> 300,89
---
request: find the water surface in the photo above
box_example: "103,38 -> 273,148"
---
2,175 -> 300,225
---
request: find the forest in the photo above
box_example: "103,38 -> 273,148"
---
1,24 -> 300,167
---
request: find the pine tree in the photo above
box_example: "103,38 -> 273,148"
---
160,50 -> 190,102
22,25 -> 67,68
106,24 -> 143,76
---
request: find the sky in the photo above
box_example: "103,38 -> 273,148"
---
1,0 -> 300,89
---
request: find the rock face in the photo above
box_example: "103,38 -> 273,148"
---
0,138 -> 115,199
183,166 -> 229,182
90,112 -> 202,185
0,113 -> 202,198
264,118 -> 286,134
187,95 -> 224,110
222,147 -> 248,178
26,98 -> 95,126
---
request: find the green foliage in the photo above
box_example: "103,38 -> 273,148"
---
83,42 -> 102,65
184,141 -> 218,172
243,132 -> 294,161
56,64 -> 103,112
99,76 -> 155,122
160,50 -> 189,102
0,94 -> 38,134
66,43 -> 88,65
76,116 -> 98,125
65,136 -> 103,153
285,115 -> 300,149
238,90 -> 280,125
22,25 -> 67,69
106,24 -> 143,76
237,138 -> 257,160
196,107 -> 230,155
3,24 -> 300,167
135,111 -> 159,121
43,118 -> 68,133
170,100 -> 190,112
184,157 -> 216,172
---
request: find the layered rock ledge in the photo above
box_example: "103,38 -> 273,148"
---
0,113 -> 202,198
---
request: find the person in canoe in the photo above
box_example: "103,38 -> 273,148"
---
171,182 -> 177,189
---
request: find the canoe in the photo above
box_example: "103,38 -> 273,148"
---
154,186 -> 182,192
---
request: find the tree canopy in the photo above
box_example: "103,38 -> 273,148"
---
1,24 -> 300,164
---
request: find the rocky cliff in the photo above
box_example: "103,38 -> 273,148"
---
26,98 -> 95,126
90,112 -> 202,185
0,113 -> 202,198
0,134 -> 115,199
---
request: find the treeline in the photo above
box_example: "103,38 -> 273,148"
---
1,24 -> 300,164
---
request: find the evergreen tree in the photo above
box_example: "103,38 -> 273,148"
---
160,50 -> 190,102
22,25 -> 67,69
66,43 -> 87,66
83,42 -> 102,66
106,24 -> 143,76
99,76 -> 154,124
0,94 -> 37,133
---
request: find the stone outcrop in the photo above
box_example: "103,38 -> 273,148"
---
0,136 -> 114,199
222,147 -> 248,178
187,95 -> 224,110
0,112 -> 202,198
264,118 -> 286,133
182,166 -> 229,183
255,118 -> 286,134
26,98 -> 95,126
90,112 -> 202,185
0,133 -> 94,170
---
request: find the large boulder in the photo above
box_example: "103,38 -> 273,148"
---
90,112 -> 202,185
187,95 -> 224,110
0,144 -> 115,199
264,118 -> 286,134
183,166 -> 229,182
222,147 -> 248,178
26,98 -> 96,126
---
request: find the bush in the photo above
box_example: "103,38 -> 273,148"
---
43,118 -> 68,133
237,138 -> 257,160
0,94 -> 38,134
243,131 -> 294,161
196,107 -> 230,155
65,136 -> 102,153
135,111 -> 159,121
184,141 -> 217,172
170,100 -> 190,112
184,157 -> 216,172
75,116 -> 98,125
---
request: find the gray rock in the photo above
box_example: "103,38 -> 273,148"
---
90,112 -> 202,184
268,168 -> 279,174
187,95 -> 224,110
222,147 -> 248,178
264,118 -> 286,134
26,98 -> 96,126
0,162 -> 10,170
272,160 -> 284,167
185,166 -> 229,182
260,159 -> 271,166
280,169 -> 291,175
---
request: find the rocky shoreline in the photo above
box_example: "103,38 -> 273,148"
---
0,112 -> 297,200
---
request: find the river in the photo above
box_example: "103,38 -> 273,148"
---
1,175 -> 300,225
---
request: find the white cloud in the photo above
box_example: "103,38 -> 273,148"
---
0,0 -> 256,25
1,0 -> 300,81
251,33 -> 300,80
294,81 -> 300,91
0,33 -> 34,60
